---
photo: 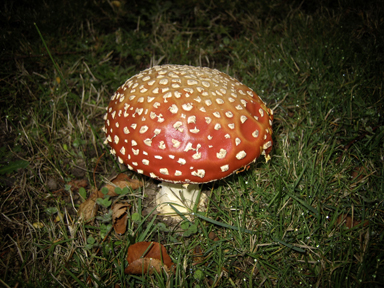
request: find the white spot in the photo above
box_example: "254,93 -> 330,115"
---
192,152 -> 201,159
172,139 -> 181,148
236,151 -> 247,160
184,88 -> 194,94
187,116 -> 196,124
214,123 -> 221,130
217,149 -> 227,159
106,135 -> 112,142
259,108 -> 264,117
160,168 -> 169,175
225,111 -> 233,118
240,115 -> 247,123
216,98 -> 224,104
205,100 -> 212,106
213,112 -> 221,118
220,165 -> 229,172
169,104 -> 178,114
228,123 -> 235,129
235,138 -> 241,146
154,155 -> 162,159
132,149 -> 139,155
187,79 -> 198,85
252,130 -> 259,138
235,105 -> 243,110
158,141 -> 166,149
190,127 -> 200,133
118,156 -> 123,164
207,135 -> 213,140
131,123 -> 137,129
142,159 -> 149,165
200,107 -> 206,112
169,155 -> 175,159
225,134 -> 230,139
163,92 -> 172,102
205,117 -> 212,124
174,91 -> 182,98
177,158 -> 186,165
154,128 -> 161,135
194,96 -> 201,103
114,135 -> 119,144
138,97 -> 144,103
202,81 -> 210,87
144,139 -> 152,146
139,126 -> 148,134
173,121 -> 183,132
192,169 -> 205,178
263,141 -> 272,150
184,142 -> 194,152
152,87 -> 159,94
159,78 -> 168,85
131,140 -> 138,146
175,170 -> 182,176
182,103 -> 193,111
153,102 -> 160,108
120,147 -> 125,155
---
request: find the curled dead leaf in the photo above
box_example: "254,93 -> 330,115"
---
77,191 -> 99,222
124,242 -> 174,275
68,179 -> 88,192
112,203 -> 130,235
103,174 -> 143,197
337,214 -> 369,229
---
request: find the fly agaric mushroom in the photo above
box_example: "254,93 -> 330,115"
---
103,65 -> 273,217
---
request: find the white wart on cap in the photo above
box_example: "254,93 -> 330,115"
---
103,64 -> 273,184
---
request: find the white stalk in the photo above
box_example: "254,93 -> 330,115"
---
156,182 -> 206,217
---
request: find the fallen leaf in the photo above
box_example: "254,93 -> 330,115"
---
124,242 -> 174,275
192,245 -> 204,266
103,174 -> 143,197
337,214 -> 369,229
77,174 -> 142,222
68,179 -> 88,192
78,191 -> 99,222
112,203 -> 130,235
33,222 -> 44,229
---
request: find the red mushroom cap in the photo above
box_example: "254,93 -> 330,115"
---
103,65 -> 273,184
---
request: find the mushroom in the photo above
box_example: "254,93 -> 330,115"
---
103,65 -> 273,217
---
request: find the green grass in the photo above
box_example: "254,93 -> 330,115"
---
1,0 -> 383,287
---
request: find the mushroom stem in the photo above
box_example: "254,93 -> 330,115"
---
156,182 -> 206,217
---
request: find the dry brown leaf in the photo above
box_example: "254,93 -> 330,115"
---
337,214 -> 369,229
103,174 -> 143,196
112,203 -> 130,235
77,174 -> 142,223
124,242 -> 174,275
192,245 -> 204,266
68,179 -> 88,192
77,192 -> 98,222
